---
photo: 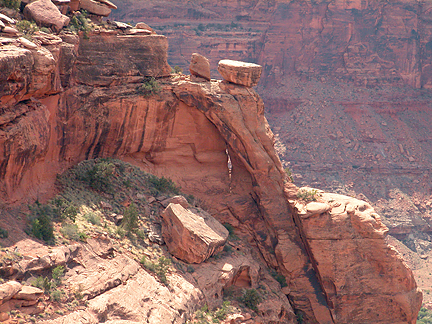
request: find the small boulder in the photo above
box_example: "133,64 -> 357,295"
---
190,53 -> 211,81
79,0 -> 111,16
13,286 -> 43,301
0,13 -> 15,25
135,22 -> 153,32
23,0 -> 70,32
160,195 -> 189,208
2,26 -> 18,35
218,59 -> 262,87
0,281 -> 22,304
18,37 -> 38,50
161,203 -> 229,263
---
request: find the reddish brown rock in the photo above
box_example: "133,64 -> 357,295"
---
13,286 -> 43,301
190,53 -> 211,81
161,203 -> 228,263
218,59 -> 262,87
0,281 -> 21,304
79,0 -> 112,16
23,0 -> 70,31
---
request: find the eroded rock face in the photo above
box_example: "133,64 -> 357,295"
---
0,30 -> 422,323
161,203 -> 228,263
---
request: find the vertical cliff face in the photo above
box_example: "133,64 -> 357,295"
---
0,25 -> 423,322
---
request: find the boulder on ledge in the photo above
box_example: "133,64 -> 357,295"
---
23,0 -> 70,32
190,53 -> 211,81
218,59 -> 262,87
161,203 -> 229,263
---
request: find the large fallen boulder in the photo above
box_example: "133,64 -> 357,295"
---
161,203 -> 229,263
217,59 -> 262,87
23,0 -> 70,32
190,53 -> 211,81
79,0 -> 113,16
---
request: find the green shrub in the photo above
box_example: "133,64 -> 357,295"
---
84,212 -> 101,226
29,203 -> 54,242
141,256 -> 171,284
85,161 -> 115,192
137,77 -> 161,97
31,276 -> 51,293
60,223 -> 80,240
122,203 -> 139,234
172,65 -> 183,74
0,228 -> 8,239
0,0 -> 20,10
418,307 -> 432,324
239,289 -> 261,312
284,167 -> 293,182
52,265 -> 65,286
148,175 -> 180,194
69,11 -> 92,37
52,198 -> 78,222
270,269 -> 287,288
16,20 -> 38,37
296,188 -> 319,202
50,289 -> 64,302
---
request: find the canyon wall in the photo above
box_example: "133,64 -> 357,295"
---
0,24 -> 422,322
110,0 -> 432,256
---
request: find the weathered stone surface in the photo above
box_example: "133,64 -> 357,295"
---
75,33 -> 171,86
79,0 -> 111,16
161,203 -> 228,263
160,195 -> 189,208
0,13 -> 15,25
218,59 -> 262,87
190,53 -> 211,81
2,26 -> 18,34
18,37 -> 38,50
0,281 -> 21,304
13,286 -> 43,301
296,192 -> 422,323
23,0 -> 70,31
135,22 -> 153,32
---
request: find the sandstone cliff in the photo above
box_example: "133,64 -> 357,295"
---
110,0 -> 432,284
0,18 -> 422,323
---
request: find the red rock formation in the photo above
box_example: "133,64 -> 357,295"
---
0,25 -> 422,323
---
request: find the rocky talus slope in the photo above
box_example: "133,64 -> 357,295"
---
109,0 -> 432,256
0,5 -> 423,324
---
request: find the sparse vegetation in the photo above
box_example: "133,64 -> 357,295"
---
84,212 -> 101,226
0,0 -> 20,10
69,10 -> 92,38
172,65 -> 183,74
148,175 -> 180,195
140,255 -> 171,284
122,203 -> 139,234
16,20 -> 39,39
79,159 -> 115,192
284,167 -> 293,182
0,228 -> 8,239
137,77 -> 161,97
28,202 -> 55,242
239,288 -> 261,312
194,301 -> 233,323
418,307 -> 432,324
270,269 -> 287,288
296,188 -> 320,202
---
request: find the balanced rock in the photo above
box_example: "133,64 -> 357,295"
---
161,203 -> 228,263
218,59 -> 262,87
190,53 -> 211,81
160,195 -> 189,208
0,281 -> 22,303
135,22 -> 153,32
23,0 -> 70,32
79,0 -> 112,16
13,286 -> 43,301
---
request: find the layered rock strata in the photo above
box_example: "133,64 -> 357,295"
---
0,27 -> 422,323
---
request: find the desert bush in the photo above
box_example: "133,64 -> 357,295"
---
122,203 -> 139,233
296,188 -> 319,202
141,256 -> 171,284
148,175 -> 180,194
84,212 -> 101,226
239,288 -> 261,312
418,307 -> 432,324
86,160 -> 115,192
270,269 -> 287,288
172,65 -> 183,74
137,77 -> 161,97
0,0 -> 20,10
284,167 -> 293,182
16,20 -> 38,37
60,223 -> 80,240
29,203 -> 54,242
69,10 -> 92,37
50,289 -> 64,302
0,228 -> 8,239
52,265 -> 65,286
